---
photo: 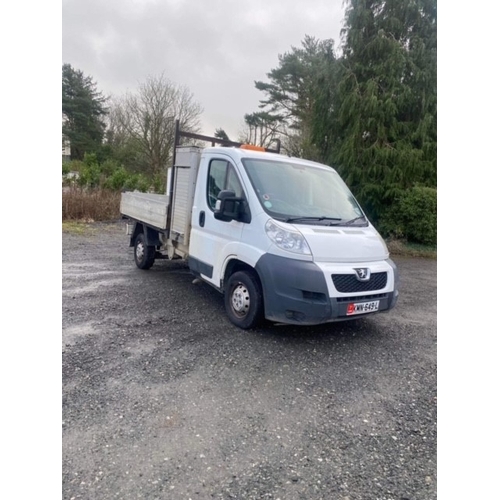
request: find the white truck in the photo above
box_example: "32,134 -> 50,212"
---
120,121 -> 399,329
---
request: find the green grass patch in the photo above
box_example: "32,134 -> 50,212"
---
62,221 -> 97,236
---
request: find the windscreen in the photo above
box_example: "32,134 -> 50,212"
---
242,158 -> 366,225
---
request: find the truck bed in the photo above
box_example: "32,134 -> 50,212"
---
120,192 -> 170,230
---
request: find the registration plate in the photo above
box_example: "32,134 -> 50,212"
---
346,300 -> 380,315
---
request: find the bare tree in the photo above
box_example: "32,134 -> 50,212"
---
105,97 -> 129,151
118,74 -> 203,176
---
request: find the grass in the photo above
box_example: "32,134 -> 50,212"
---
62,221 -> 98,235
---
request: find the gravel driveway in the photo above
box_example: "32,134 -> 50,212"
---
62,220 -> 437,500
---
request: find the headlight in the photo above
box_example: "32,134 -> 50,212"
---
265,219 -> 311,255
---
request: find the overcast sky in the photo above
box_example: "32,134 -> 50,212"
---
62,0 -> 345,140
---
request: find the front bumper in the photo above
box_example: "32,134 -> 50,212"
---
255,253 -> 399,325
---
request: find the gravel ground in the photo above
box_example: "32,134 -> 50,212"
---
62,220 -> 437,500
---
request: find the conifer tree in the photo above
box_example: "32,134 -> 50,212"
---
214,128 -> 230,142
312,0 -> 437,223
253,36 -> 336,158
62,64 -> 108,161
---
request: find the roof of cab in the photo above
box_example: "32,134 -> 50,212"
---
200,145 -> 335,171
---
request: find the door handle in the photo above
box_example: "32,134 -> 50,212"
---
199,211 -> 205,227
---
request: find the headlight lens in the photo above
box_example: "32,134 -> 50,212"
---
265,219 -> 311,255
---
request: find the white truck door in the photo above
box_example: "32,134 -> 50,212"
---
189,156 -> 246,288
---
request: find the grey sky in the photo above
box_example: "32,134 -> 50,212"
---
63,0 -> 345,140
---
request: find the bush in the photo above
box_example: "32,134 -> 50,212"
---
67,159 -> 85,173
62,160 -> 82,187
62,162 -> 71,176
380,186 -> 437,246
62,186 -> 121,221
62,152 -> 160,221
135,175 -> 151,192
100,158 -> 122,177
104,167 -> 129,191
152,173 -> 167,194
83,152 -> 99,167
78,163 -> 102,189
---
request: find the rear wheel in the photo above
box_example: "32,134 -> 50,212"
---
224,270 -> 264,329
134,233 -> 155,270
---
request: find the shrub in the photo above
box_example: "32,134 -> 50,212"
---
380,186 -> 437,246
63,160 -> 82,187
135,175 -> 151,192
78,163 -> 102,188
152,173 -> 167,194
100,159 -> 122,177
83,152 -> 99,167
62,162 -> 71,176
62,152 -> 159,221
68,159 -> 85,173
62,186 -> 121,221
63,161 -> 71,177
104,167 -> 129,191
123,173 -> 150,192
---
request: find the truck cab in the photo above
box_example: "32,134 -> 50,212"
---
188,146 -> 398,328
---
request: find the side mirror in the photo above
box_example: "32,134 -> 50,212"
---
214,190 -> 245,222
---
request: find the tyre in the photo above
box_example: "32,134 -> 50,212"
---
224,270 -> 264,329
134,233 -> 155,270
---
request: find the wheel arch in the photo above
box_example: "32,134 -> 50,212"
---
129,221 -> 161,247
222,258 -> 263,294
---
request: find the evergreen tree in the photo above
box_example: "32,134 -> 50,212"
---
62,64 -> 108,160
253,36 -> 336,158
312,0 -> 437,223
214,128 -> 231,143
242,111 -> 282,148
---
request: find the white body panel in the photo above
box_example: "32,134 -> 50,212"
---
298,224 -> 389,263
189,152 -> 245,286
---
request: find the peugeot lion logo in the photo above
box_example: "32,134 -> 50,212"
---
354,268 -> 371,282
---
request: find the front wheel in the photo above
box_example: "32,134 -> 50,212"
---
134,233 -> 155,270
224,270 -> 264,329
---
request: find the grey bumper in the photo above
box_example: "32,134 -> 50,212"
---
255,254 -> 398,325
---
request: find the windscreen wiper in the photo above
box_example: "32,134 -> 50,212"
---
339,216 -> 367,226
285,216 -> 342,224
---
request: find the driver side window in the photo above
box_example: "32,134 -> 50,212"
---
207,159 -> 244,210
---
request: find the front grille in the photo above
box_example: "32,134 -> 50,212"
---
332,272 -> 387,293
